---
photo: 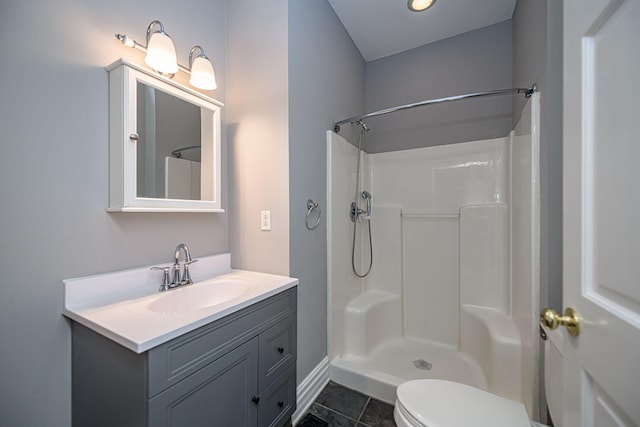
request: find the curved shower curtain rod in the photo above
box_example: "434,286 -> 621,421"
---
171,145 -> 201,158
333,84 -> 536,133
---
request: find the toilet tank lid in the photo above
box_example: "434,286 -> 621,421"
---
396,380 -> 530,427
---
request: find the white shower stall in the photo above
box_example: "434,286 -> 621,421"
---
327,95 -> 540,417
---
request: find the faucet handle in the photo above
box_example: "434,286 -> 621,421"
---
151,266 -> 171,292
181,259 -> 199,285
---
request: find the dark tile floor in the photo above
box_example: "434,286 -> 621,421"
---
296,381 -> 397,427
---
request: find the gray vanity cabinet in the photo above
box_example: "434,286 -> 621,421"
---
72,287 -> 297,427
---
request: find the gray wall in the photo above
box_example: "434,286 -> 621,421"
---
227,0 -> 291,276
363,21 -> 513,153
513,0 -> 563,313
0,1 -> 227,425
513,1 -> 563,421
288,1 -> 365,381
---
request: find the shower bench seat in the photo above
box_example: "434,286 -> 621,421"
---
343,290 -> 401,359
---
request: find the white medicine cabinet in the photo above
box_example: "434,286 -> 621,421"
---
107,59 -> 223,212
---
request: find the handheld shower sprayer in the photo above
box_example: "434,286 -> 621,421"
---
350,191 -> 373,222
362,191 -> 372,217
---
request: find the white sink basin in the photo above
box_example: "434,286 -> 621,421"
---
146,279 -> 251,314
62,253 -> 298,353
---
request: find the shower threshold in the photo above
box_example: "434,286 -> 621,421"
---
330,337 -> 487,404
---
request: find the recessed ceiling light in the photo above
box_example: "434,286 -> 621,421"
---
408,0 -> 437,12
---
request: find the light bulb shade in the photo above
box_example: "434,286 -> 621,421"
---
190,56 -> 217,90
408,0 -> 436,11
145,31 -> 178,74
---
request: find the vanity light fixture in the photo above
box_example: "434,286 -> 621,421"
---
189,46 -> 217,90
408,0 -> 437,12
115,21 -> 217,91
144,21 -> 178,76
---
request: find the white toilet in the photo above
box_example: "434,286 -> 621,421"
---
394,329 -> 563,427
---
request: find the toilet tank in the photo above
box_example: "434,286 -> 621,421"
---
544,328 -> 564,427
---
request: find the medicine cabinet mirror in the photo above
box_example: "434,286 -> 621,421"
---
107,59 -> 223,212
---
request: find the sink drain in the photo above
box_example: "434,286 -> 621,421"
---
413,359 -> 432,371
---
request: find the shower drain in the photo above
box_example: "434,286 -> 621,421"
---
413,359 -> 432,371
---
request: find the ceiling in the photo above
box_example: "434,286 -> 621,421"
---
327,0 -> 517,62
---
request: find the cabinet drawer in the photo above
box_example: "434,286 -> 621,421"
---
258,314 -> 296,390
148,288 -> 296,397
258,365 -> 296,427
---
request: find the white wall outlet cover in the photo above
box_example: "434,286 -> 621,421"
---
261,210 -> 271,231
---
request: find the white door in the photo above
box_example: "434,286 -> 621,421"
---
563,0 -> 640,426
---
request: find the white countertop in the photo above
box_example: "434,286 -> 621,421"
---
63,253 -> 298,353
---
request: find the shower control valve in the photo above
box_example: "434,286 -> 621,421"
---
350,202 -> 365,222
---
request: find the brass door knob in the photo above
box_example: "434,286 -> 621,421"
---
540,307 -> 581,337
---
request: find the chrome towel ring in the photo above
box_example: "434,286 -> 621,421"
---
305,199 -> 321,230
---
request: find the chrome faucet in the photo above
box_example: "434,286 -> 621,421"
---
151,243 -> 198,292
173,243 -> 198,286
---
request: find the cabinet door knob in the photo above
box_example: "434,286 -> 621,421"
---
277,346 -> 285,354
277,401 -> 284,409
252,396 -> 260,405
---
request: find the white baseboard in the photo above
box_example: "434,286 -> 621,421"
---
292,356 -> 330,425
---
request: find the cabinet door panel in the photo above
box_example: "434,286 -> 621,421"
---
149,338 -> 258,427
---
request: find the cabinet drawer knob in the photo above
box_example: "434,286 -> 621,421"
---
277,346 -> 285,354
277,401 -> 284,409
252,396 -> 260,405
